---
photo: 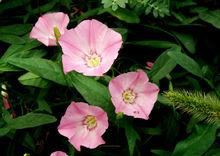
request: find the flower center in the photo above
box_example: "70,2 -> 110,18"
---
85,54 -> 101,68
83,115 -> 97,130
122,89 -> 136,104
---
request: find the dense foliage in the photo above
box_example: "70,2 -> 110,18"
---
0,0 -> 220,155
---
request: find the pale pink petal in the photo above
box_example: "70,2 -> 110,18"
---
109,72 -> 139,91
88,19 -> 108,53
30,27 -> 52,46
59,28 -> 90,54
69,128 -> 105,151
113,98 -> 148,119
59,38 -> 85,58
73,20 -> 92,53
95,111 -> 109,136
62,54 -> 85,74
130,70 -> 150,93
112,98 -> 127,112
135,83 -> 159,117
97,27 -> 122,55
99,40 -> 122,74
109,79 -> 124,99
41,12 -> 69,34
50,151 -> 67,156
58,117 -> 82,139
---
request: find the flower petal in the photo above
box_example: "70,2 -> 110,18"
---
62,54 -> 86,74
50,151 -> 67,156
69,128 -> 105,151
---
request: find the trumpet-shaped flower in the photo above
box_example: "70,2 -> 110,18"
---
50,151 -> 67,156
109,70 -> 159,120
58,102 -> 108,151
59,19 -> 122,76
30,12 -> 69,46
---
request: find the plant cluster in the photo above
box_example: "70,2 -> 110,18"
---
0,0 -> 220,156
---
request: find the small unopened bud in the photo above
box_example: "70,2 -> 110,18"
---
1,84 -> 7,90
1,90 -> 8,98
146,61 -> 154,70
116,112 -> 124,119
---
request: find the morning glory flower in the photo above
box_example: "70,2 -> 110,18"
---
109,70 -> 159,120
30,12 -> 69,46
58,102 -> 109,151
59,19 -> 122,76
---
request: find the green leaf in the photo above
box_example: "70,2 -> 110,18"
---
107,8 -> 140,23
172,32 -> 196,54
1,40 -> 41,60
75,8 -> 101,23
0,0 -> 31,14
8,58 -> 67,85
151,149 -> 172,156
149,47 -> 179,82
172,124 -> 218,156
66,72 -> 114,120
6,112 -> 56,129
121,119 -> 140,156
102,0 -> 113,8
18,72 -> 50,88
37,89 -> 52,113
167,49 -> 203,78
0,34 -> 25,44
0,127 -> 10,137
198,10 -> 220,29
0,24 -> 32,35
30,1 -> 57,14
203,147 -> 220,156
0,61 -> 20,73
141,127 -> 162,136
116,0 -> 128,8
22,133 -> 35,150
126,40 -> 178,49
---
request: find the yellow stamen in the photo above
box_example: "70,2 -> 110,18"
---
86,54 -> 101,68
83,115 -> 97,130
122,89 -> 136,104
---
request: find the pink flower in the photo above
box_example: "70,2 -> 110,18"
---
59,19 -> 122,76
108,70 -> 159,120
50,151 -> 67,156
30,12 -> 69,46
58,102 -> 109,151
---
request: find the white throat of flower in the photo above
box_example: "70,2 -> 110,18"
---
122,89 -> 136,104
82,115 -> 97,130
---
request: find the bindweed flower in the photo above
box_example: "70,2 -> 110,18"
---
109,70 -> 159,120
50,151 -> 67,156
30,12 -> 69,46
58,102 -> 109,151
59,19 -> 122,76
